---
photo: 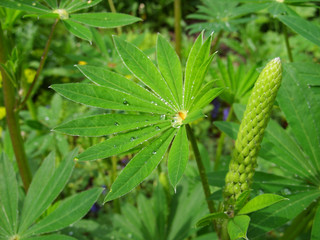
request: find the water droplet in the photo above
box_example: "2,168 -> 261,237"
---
113,145 -> 117,148
130,137 -> 136,142
160,114 -> 166,120
69,232 -> 74,236
282,188 -> 291,195
152,151 -> 157,155
45,116 -> 50,121
114,122 -> 119,126
155,126 -> 161,130
123,100 -> 129,106
258,189 -> 264,195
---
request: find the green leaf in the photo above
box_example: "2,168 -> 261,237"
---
18,150 -> 77,234
312,204 -> 320,240
184,34 -> 212,109
214,121 -> 239,140
63,20 -> 92,41
0,0 -> 50,13
189,87 -> 224,112
168,126 -> 189,189
277,64 -> 320,181
51,83 -> 169,114
76,65 -> 172,112
0,154 -> 18,235
196,212 -> 228,228
64,0 -> 102,13
24,234 -> 77,240
104,128 -> 176,202
189,53 -> 217,106
113,36 -> 179,111
78,122 -> 171,161
248,190 -> 320,238
235,190 -> 251,213
70,13 -> 141,28
238,194 -> 288,215
183,109 -> 205,125
184,32 -> 203,105
54,113 -> 166,137
23,188 -> 103,237
277,15 -> 320,47
228,215 -> 250,240
156,34 -> 183,108
43,0 -> 57,9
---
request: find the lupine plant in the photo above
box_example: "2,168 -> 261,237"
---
52,32 -> 223,216
214,61 -> 320,239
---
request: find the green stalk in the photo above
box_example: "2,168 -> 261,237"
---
108,0 -> 122,35
0,24 -> 32,191
186,124 -> 217,231
214,106 -> 233,171
283,24 -> 293,63
111,156 -> 121,214
17,18 -> 59,111
174,0 -> 182,57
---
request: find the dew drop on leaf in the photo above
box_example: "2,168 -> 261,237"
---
152,151 -> 157,155
155,126 -> 161,130
114,122 -> 119,126
130,137 -> 136,142
123,100 -> 129,106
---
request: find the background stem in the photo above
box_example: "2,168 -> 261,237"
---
283,24 -> 293,62
174,0 -> 182,57
17,18 -> 59,111
108,0 -> 122,35
186,124 -> 218,231
0,23 -> 32,191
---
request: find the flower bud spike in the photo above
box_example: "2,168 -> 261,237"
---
224,58 -> 282,209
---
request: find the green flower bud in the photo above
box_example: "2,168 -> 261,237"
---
224,58 -> 282,208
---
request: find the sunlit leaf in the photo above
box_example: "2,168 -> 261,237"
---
104,128 -> 176,202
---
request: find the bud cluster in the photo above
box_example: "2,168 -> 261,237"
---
224,58 -> 282,208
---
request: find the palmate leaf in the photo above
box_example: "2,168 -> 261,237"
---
168,125 -> 189,189
54,113 -> 166,137
63,0 -> 102,13
51,83 -> 171,114
78,122 -> 171,161
18,150 -> 77,234
70,13 -> 141,28
104,128 -> 177,202
0,154 -> 18,235
63,20 -> 92,41
76,65 -> 172,112
22,188 -> 103,237
53,33 -> 222,201
156,34 -> 183,108
113,36 -> 179,111
277,63 -> 320,179
0,0 -> 50,13
248,190 -> 320,238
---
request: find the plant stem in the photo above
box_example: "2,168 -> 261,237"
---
214,106 -> 233,171
0,24 -> 32,191
174,0 -> 182,57
283,24 -> 293,62
108,0 -> 122,35
186,124 -> 218,231
17,18 -> 59,111
111,156 -> 121,214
